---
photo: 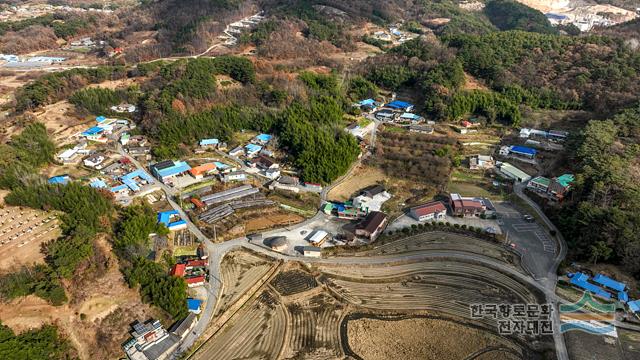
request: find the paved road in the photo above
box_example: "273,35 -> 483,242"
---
514,182 -> 568,360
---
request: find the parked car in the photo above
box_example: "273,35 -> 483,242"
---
523,215 -> 535,222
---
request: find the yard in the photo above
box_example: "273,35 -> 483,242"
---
447,169 -> 503,200
327,165 -> 386,202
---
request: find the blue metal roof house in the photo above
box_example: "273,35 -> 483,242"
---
619,291 -> 629,303
150,160 -> 192,183
187,299 -> 202,314
82,126 -> 105,136
48,175 -> 70,185
254,134 -> 272,144
89,179 -> 107,189
629,300 -> 640,313
245,143 -> 262,156
158,210 -> 188,231
592,274 -> 626,292
386,100 -> 414,112
120,169 -> 154,191
96,116 -> 107,123
509,145 -> 537,158
199,138 -> 219,146
568,272 -> 612,300
358,99 -> 376,106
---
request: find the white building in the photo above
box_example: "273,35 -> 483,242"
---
302,246 -> 322,257
469,155 -> 495,170
83,154 -> 106,169
57,148 -> 79,163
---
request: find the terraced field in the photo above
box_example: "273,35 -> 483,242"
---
193,290 -> 287,360
318,260 -> 542,330
334,232 -> 520,269
284,293 -> 344,359
271,270 -> 318,296
218,250 -> 275,314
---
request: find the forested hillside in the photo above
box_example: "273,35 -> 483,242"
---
551,105 -> 640,277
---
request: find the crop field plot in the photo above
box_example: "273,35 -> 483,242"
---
0,207 -> 60,270
318,260 -> 542,330
283,293 -> 344,359
270,270 -> 318,296
218,250 -> 276,314
370,130 -> 459,189
564,330 -> 622,360
192,289 -> 287,360
346,315 -> 522,360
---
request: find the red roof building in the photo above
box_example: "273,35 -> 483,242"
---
191,197 -> 205,209
185,276 -> 206,287
461,120 -> 473,128
449,193 -> 485,217
409,201 -> 447,221
186,259 -> 208,269
170,263 -> 186,277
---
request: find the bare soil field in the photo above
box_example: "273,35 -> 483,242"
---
564,330 -> 622,360
218,250 -> 275,314
0,206 -> 60,270
327,165 -> 386,202
283,293 -> 344,359
347,316 -> 520,360
0,237 -> 164,360
245,212 -> 305,233
33,100 -> 91,146
192,289 -> 287,360
87,77 -> 139,90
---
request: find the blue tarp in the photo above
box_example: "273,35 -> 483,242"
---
592,274 -> 626,292
569,272 -> 612,300
255,134 -> 272,143
510,145 -> 537,156
628,300 -> 640,313
158,210 -> 179,225
48,175 -> 70,185
187,298 -> 202,311
386,100 -> 413,110
200,138 -> 219,146
82,126 -> 104,136
96,116 -> 106,123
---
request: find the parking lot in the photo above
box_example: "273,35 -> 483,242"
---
0,207 -> 61,270
494,202 -> 556,279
